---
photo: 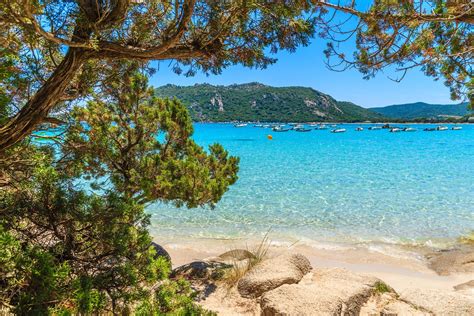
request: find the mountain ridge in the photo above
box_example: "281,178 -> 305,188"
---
371,101 -> 470,119
155,82 -> 384,122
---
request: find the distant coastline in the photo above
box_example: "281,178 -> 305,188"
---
155,82 -> 472,123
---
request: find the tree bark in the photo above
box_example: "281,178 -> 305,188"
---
0,48 -> 88,154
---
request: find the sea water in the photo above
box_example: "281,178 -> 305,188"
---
148,123 -> 474,249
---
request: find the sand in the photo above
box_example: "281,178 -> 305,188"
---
157,237 -> 474,293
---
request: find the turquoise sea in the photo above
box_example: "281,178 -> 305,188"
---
148,123 -> 474,249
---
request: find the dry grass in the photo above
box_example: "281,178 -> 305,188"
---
220,231 -> 271,287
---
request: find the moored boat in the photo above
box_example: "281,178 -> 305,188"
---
272,126 -> 291,132
355,127 -> 364,131
390,128 -> 402,133
294,128 -> 312,132
436,126 -> 448,131
234,123 -> 248,128
452,126 -> 462,130
368,126 -> 382,130
403,127 -> 417,132
424,127 -> 436,131
331,128 -> 346,133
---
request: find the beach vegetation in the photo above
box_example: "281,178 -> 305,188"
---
222,232 -> 271,287
374,281 -> 393,294
0,67 -> 238,314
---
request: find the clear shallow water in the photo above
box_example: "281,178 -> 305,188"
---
148,123 -> 474,248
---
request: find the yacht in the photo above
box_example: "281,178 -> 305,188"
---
452,126 -> 462,130
368,126 -> 382,130
390,128 -> 402,133
234,123 -> 248,128
331,128 -> 346,133
436,126 -> 448,131
355,127 -> 364,131
403,127 -> 417,132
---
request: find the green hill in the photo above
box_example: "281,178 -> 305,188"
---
154,82 -> 385,122
371,102 -> 470,120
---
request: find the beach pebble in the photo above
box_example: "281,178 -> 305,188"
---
400,288 -> 474,316
260,268 -> 388,315
237,253 -> 312,298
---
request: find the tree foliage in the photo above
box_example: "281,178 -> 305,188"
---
0,69 -> 238,314
318,0 -> 473,106
0,0 -> 317,151
62,70 -> 239,207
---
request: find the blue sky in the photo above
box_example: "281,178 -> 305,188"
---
149,9 -> 457,109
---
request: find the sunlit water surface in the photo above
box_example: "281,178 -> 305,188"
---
148,123 -> 474,250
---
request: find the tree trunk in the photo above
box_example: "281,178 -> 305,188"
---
0,48 -> 88,154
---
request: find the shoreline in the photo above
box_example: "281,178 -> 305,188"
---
193,121 -> 474,125
156,236 -> 474,293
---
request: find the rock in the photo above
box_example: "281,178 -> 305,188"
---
454,280 -> 474,292
400,288 -> 474,315
218,249 -> 256,261
237,253 -> 312,298
381,301 -> 430,316
170,261 -> 231,281
427,248 -> 474,275
260,268 -> 390,315
151,242 -> 171,263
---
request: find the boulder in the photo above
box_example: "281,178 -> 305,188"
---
170,260 -> 231,281
381,301 -> 430,316
237,253 -> 312,298
260,268 -> 390,315
151,242 -> 171,263
454,280 -> 474,292
427,248 -> 474,275
218,249 -> 256,261
400,288 -> 474,316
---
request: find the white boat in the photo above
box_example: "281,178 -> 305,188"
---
452,126 -> 462,130
403,127 -> 417,132
331,128 -> 346,133
316,124 -> 328,130
390,128 -> 402,132
368,126 -> 382,130
355,127 -> 364,131
272,126 -> 291,132
330,124 -> 337,128
234,123 -> 248,128
436,126 -> 448,131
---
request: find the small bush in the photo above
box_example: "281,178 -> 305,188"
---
374,281 -> 391,294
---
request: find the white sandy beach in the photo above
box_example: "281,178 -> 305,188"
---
158,237 -> 474,294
